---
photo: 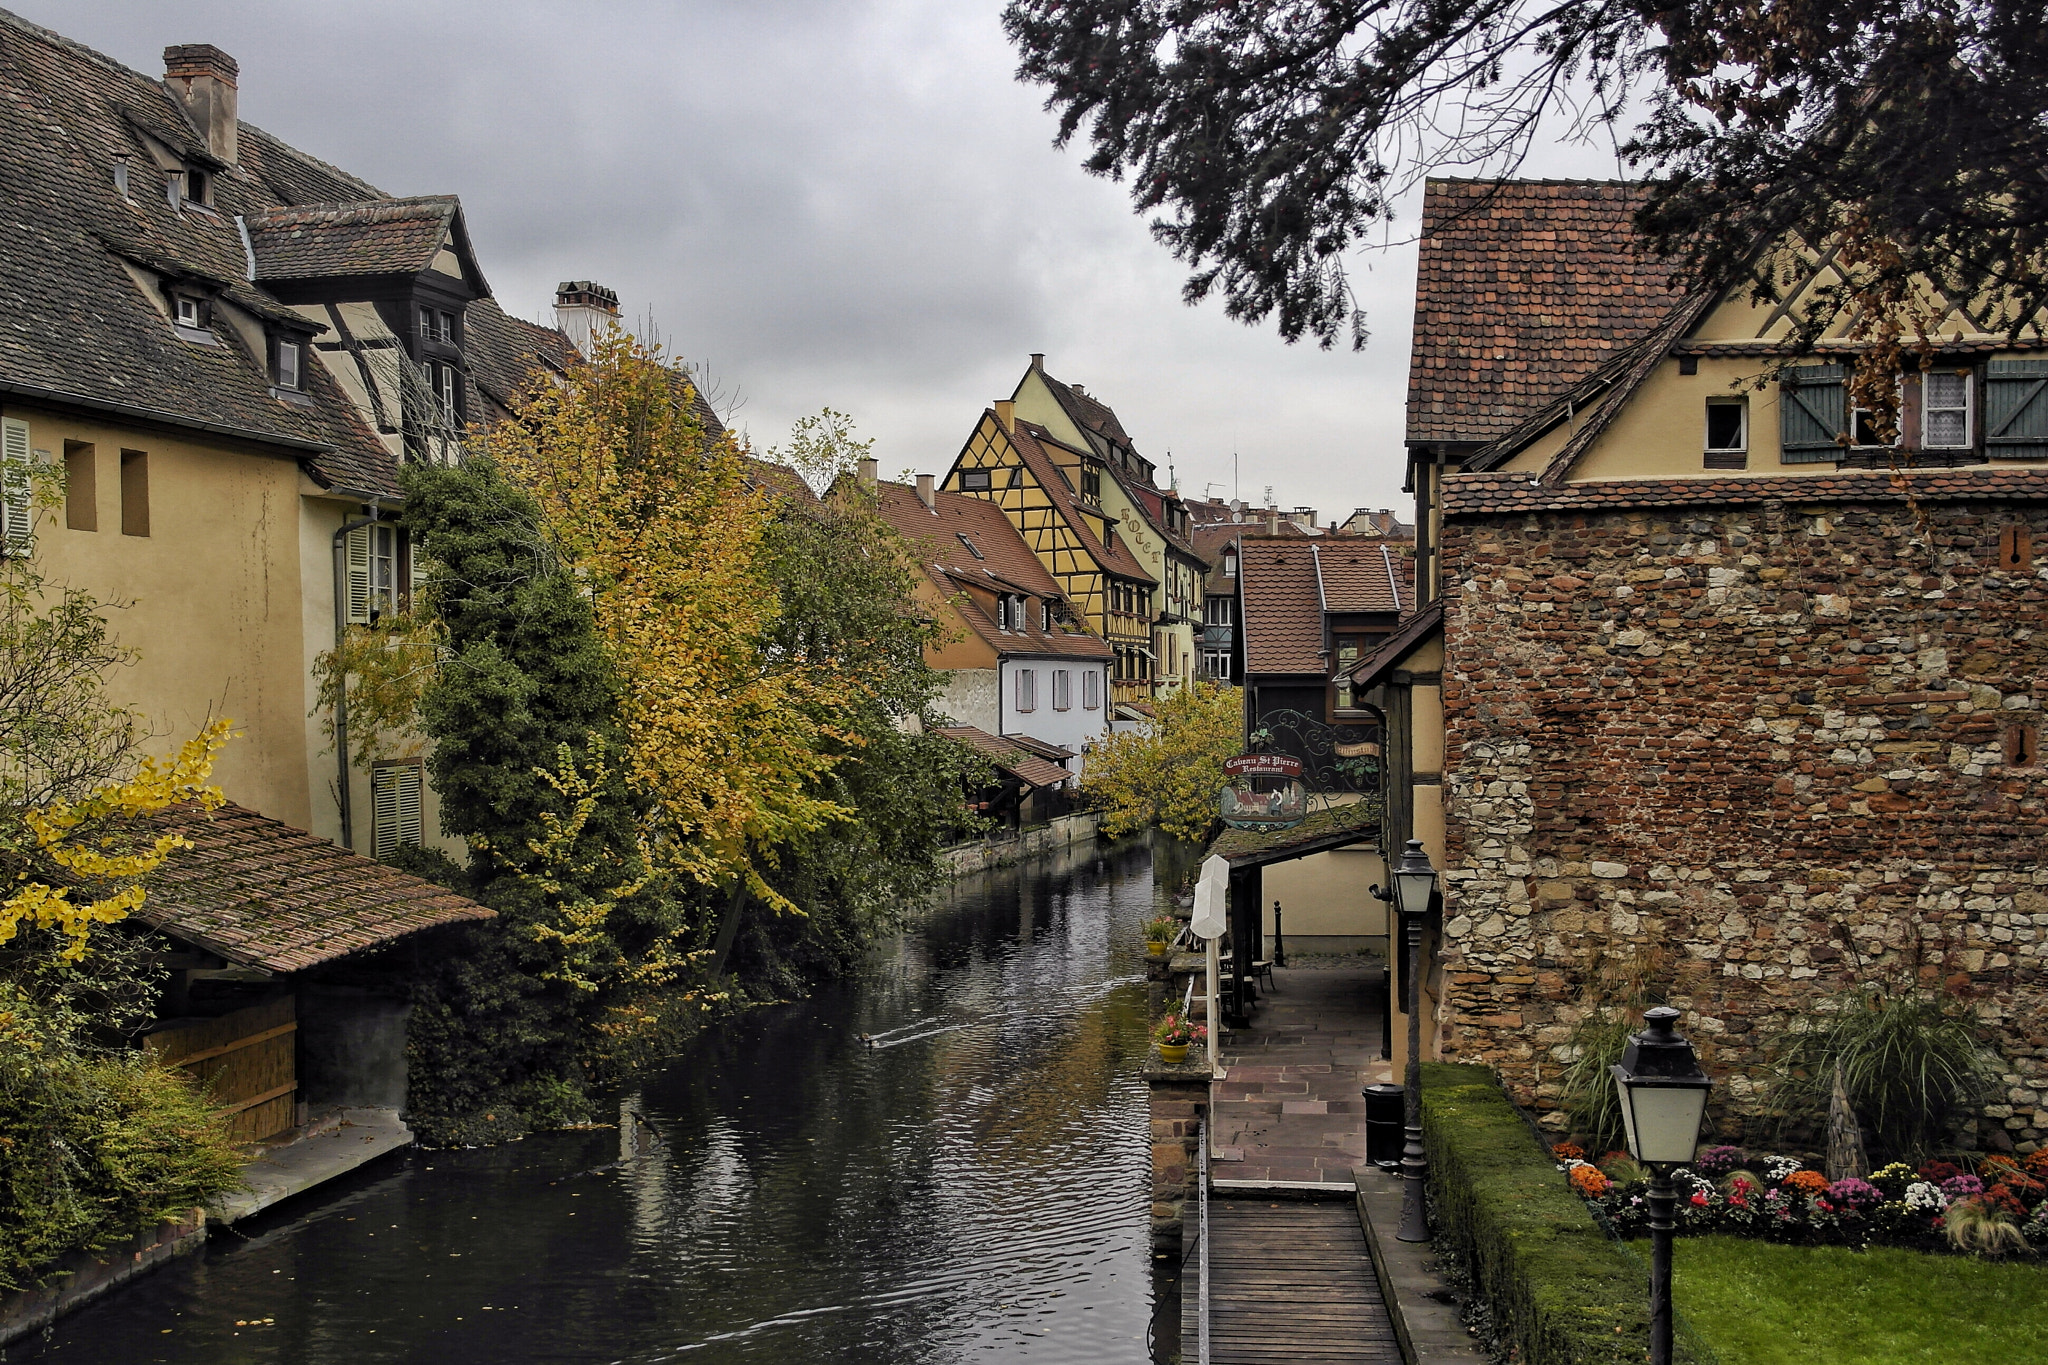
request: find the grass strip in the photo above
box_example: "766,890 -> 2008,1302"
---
1676,1236 -> 2048,1364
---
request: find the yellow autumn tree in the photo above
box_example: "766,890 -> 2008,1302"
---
1081,682 -> 1242,843
484,329 -> 849,911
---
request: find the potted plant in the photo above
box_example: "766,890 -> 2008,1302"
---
1154,1012 -> 1206,1064
1143,916 -> 1178,959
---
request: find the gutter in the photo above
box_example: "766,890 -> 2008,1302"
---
0,379 -> 335,456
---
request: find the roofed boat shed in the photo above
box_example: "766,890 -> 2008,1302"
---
136,802 -> 492,1155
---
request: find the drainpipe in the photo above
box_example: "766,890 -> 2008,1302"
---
331,507 -> 379,851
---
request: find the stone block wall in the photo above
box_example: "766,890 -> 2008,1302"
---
1145,1064 -> 1211,1249
1434,495 -> 2048,1152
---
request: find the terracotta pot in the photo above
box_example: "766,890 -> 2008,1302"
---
1158,1042 -> 1190,1064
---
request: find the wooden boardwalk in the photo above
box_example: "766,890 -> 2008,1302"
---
1184,1197 -> 1402,1364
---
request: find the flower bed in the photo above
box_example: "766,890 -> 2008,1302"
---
1555,1141 -> 2048,1257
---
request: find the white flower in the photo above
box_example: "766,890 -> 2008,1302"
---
1762,1155 -> 1801,1182
1904,1181 -> 1947,1212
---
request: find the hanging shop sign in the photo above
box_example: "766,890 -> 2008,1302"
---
1219,752 -> 1307,830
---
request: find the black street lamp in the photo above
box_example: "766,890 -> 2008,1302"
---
1610,1007 -> 1713,1365
1371,838 -> 1437,1244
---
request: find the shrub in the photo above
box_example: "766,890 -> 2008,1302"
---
1773,990 -> 1998,1160
0,1038 -> 242,1291
1422,1063 -> 1683,1365
1943,1197 -> 2029,1256
1694,1144 -> 1747,1179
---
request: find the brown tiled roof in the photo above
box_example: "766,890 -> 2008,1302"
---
462,298 -> 580,421
1407,179 -> 1683,448
870,480 -> 1112,660
1037,366 -> 1136,453
1005,733 -> 1076,762
1345,600 -> 1444,690
1119,475 -> 1202,560
135,802 -> 494,974
932,726 -> 1072,789
1317,542 -> 1411,615
0,12 -> 558,501
1007,419 -> 1155,583
1238,539 -> 1326,675
1441,468 -> 2048,517
243,197 -> 465,282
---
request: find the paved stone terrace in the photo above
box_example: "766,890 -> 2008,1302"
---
1211,961 -> 1392,1185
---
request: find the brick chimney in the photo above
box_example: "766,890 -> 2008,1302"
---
554,281 -> 620,358
163,45 -> 239,165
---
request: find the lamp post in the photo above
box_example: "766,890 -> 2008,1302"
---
1611,1007 -> 1714,1365
1371,838 -> 1438,1244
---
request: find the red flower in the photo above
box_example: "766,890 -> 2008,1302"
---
1690,1192 -> 1710,1207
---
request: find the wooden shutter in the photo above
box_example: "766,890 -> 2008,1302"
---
1985,359 -> 2048,460
1,418 -> 33,554
344,524 -> 372,624
371,763 -> 423,859
1779,365 -> 1846,463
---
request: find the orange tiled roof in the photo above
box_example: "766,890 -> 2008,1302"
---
1317,542 -> 1411,615
932,726 -> 1072,789
135,802 -> 494,973
1407,179 -> 1683,449
1238,539 -> 1326,675
871,480 -> 1112,660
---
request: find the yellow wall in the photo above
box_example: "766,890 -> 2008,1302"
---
1261,846 -> 1388,943
9,404 -> 315,828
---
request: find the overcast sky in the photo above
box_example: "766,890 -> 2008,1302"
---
33,1 -> 1622,519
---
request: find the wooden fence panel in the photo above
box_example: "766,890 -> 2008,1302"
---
146,996 -> 297,1142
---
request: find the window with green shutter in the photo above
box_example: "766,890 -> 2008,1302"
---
1780,365 -> 1847,463
370,760 -> 424,860
1985,358 -> 2048,460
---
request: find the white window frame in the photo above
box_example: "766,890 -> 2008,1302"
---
1223,548 -> 1237,578
1053,669 -> 1071,711
1849,376 -> 1904,450
1015,667 -> 1037,713
1922,369 -> 1974,449
1704,398 -> 1747,452
436,363 -> 458,419
276,337 -> 302,391
173,295 -> 201,328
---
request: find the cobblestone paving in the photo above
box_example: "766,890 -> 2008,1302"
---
1211,961 -> 1393,1185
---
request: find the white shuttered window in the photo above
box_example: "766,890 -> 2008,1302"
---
1015,668 -> 1037,713
370,762 -> 424,860
1,418 -> 34,555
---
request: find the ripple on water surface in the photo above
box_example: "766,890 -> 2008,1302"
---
26,840 -> 1172,1364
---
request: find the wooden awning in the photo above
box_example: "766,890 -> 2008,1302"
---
1205,799 -> 1383,869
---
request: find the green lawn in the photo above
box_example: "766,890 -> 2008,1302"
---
1677,1236 -> 2048,1365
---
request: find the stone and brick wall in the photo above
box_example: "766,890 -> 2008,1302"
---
1434,494 -> 2048,1152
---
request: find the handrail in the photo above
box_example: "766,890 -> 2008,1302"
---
1197,1113 -> 1210,1365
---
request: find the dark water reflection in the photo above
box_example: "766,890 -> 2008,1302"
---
23,840 -> 1171,1365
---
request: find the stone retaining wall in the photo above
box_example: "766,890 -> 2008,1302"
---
939,810 -> 1101,875
1436,495 -> 2048,1151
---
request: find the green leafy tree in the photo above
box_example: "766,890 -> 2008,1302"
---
1081,682 -> 1241,843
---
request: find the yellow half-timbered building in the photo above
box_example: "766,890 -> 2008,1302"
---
943,403 -> 1158,707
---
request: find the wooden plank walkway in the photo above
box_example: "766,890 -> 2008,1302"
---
1184,1198 -> 1402,1364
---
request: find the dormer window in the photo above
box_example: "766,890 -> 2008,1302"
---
173,295 -> 201,328
186,168 -> 208,206
438,311 -> 455,343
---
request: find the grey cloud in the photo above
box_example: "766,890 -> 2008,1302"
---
29,0 -> 1623,515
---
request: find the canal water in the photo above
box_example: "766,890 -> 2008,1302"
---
21,839 -> 1175,1365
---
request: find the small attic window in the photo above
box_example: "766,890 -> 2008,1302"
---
274,336 -> 302,390
186,168 -> 209,206
956,532 -> 984,560
173,296 -> 201,328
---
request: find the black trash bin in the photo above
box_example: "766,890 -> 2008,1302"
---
1363,1083 -> 1405,1169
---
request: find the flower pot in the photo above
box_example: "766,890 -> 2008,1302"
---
1145,942 -> 1169,959
1158,1042 -> 1190,1064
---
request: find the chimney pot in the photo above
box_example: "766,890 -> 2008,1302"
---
916,474 -> 935,509
1029,352 -> 1044,370
553,281 -> 622,358
162,44 -> 238,166
857,457 -> 878,490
